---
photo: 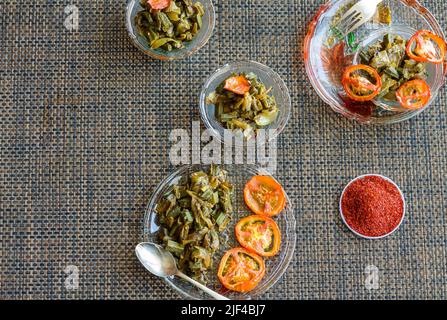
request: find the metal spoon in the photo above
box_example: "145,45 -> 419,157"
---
135,242 -> 230,300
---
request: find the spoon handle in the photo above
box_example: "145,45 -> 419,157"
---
176,271 -> 230,300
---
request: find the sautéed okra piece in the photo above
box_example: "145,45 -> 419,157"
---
135,0 -> 205,51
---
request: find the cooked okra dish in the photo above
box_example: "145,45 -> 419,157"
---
342,30 -> 446,110
155,164 -> 288,292
135,0 -> 205,51
155,165 -> 233,284
206,73 -> 279,139
359,34 -> 427,102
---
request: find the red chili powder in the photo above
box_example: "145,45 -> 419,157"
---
341,175 -> 404,237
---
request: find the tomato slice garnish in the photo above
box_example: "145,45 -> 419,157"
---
235,215 -> 281,257
342,65 -> 382,102
396,79 -> 431,110
148,0 -> 171,10
217,247 -> 265,293
224,76 -> 251,95
244,176 -> 286,217
406,30 -> 446,64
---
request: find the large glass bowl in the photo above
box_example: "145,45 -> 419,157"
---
304,0 -> 446,124
199,61 -> 291,145
143,164 -> 296,300
126,0 -> 215,60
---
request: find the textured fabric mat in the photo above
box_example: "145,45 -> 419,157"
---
1,0 -> 447,299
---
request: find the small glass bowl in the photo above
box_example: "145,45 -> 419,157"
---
199,61 -> 291,145
125,0 -> 216,60
143,164 -> 296,300
304,0 -> 447,124
339,174 -> 406,240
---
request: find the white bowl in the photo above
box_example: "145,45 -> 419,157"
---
339,174 -> 406,240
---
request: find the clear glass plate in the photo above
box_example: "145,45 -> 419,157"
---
143,164 -> 296,300
304,0 -> 446,124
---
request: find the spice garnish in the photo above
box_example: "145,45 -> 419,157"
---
341,175 -> 404,238
155,165 -> 233,284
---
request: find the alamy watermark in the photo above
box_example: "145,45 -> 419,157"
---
64,265 -> 79,290
169,121 -> 278,174
64,5 -> 79,31
364,264 -> 379,290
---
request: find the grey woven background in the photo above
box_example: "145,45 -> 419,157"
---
1,0 -> 446,299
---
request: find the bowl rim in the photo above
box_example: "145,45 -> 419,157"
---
339,174 -> 406,240
125,0 -> 216,61
143,164 -> 297,299
303,0 -> 447,125
199,60 -> 292,145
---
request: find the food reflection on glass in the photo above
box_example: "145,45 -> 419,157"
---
206,73 -> 279,140
135,0 -> 205,51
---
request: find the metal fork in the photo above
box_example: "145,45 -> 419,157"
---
335,0 -> 384,38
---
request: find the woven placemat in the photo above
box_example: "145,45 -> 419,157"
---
1,0 -> 446,299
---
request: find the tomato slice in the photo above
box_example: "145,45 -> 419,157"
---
235,215 -> 281,257
148,0 -> 171,10
396,79 -> 431,110
224,76 -> 251,95
406,30 -> 446,64
244,176 -> 286,217
342,65 -> 382,102
217,247 -> 265,293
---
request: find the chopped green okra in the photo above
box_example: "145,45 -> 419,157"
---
155,165 -> 233,284
135,0 -> 205,52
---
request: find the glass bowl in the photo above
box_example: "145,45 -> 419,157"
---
339,174 -> 406,240
304,0 -> 446,124
199,61 -> 292,145
126,0 -> 216,60
143,164 -> 296,300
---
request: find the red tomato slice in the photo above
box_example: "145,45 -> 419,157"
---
244,176 -> 286,217
148,0 -> 171,10
224,76 -> 251,95
217,247 -> 265,293
396,79 -> 431,110
406,30 -> 446,64
235,215 -> 281,257
342,65 -> 382,102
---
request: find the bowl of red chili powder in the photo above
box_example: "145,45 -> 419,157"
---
340,174 -> 405,239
